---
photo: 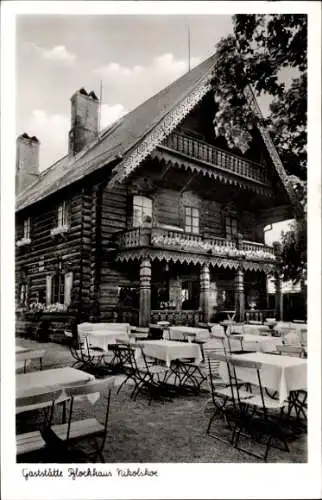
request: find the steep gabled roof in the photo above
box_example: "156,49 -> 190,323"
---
16,53 -> 217,212
16,51 -> 300,216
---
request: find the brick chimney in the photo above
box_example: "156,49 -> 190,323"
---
16,133 -> 40,194
68,88 -> 99,155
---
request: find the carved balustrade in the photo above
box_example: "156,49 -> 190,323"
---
116,226 -> 276,262
161,132 -> 269,185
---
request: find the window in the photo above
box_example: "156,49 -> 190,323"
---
225,215 -> 238,241
23,218 -> 31,240
51,201 -> 70,236
181,280 -> 200,309
46,271 -> 73,307
52,272 -> 65,304
185,206 -> 199,234
133,196 -> 152,227
58,201 -> 69,228
19,283 -> 28,307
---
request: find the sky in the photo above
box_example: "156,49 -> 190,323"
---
16,14 -> 290,242
16,15 -> 236,170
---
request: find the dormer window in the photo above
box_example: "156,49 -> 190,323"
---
185,206 -> 199,234
133,195 -> 152,227
51,201 -> 70,236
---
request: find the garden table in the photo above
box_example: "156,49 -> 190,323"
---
87,331 -> 130,350
204,334 -> 282,353
220,351 -> 307,404
139,339 -> 202,368
167,326 -> 210,342
16,367 -> 97,414
240,334 -> 283,353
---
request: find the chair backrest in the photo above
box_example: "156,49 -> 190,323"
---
16,349 -> 46,363
299,329 -> 307,347
16,388 -> 62,408
283,330 -> 301,347
64,377 -> 116,398
204,348 -> 226,379
209,335 -> 227,355
64,377 -> 114,442
78,322 -> 131,335
228,357 -> 262,370
227,357 -> 265,410
276,345 -> 304,357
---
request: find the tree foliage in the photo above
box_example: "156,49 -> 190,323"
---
279,177 -> 307,284
211,14 -> 307,180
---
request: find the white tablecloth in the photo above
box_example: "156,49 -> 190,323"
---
204,334 -> 281,353
167,326 -> 210,342
220,352 -> 307,404
16,367 -> 97,413
241,334 -> 283,353
87,331 -> 130,350
140,340 -> 202,368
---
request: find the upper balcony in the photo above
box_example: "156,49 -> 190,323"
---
158,132 -> 269,186
115,226 -> 276,262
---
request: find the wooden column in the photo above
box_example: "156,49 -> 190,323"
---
234,268 -> 245,322
139,258 -> 151,327
200,263 -> 210,323
274,272 -> 283,321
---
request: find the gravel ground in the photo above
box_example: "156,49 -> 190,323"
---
16,338 -> 307,463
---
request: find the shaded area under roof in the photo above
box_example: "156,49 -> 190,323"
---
16,53 -> 218,212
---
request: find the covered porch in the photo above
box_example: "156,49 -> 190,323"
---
114,252 -> 283,327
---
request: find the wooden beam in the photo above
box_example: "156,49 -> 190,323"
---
180,173 -> 196,194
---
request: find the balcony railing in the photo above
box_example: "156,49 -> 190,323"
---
161,132 -> 269,185
116,226 -> 276,261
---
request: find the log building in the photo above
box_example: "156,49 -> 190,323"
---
15,54 -> 301,336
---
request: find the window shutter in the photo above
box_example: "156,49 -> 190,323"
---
64,271 -> 73,307
46,275 -> 53,305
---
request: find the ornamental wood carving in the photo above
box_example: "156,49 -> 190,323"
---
108,77 -> 212,188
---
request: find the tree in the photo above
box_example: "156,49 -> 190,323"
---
279,176 -> 307,285
211,14 -> 307,180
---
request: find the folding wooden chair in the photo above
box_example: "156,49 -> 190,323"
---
46,378 -> 115,463
70,333 -> 107,371
228,357 -> 290,462
16,388 -> 63,458
16,349 -> 46,373
132,346 -> 172,404
111,342 -> 140,395
204,351 -> 253,445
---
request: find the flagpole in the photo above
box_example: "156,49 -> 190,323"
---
187,26 -> 191,72
98,80 -> 103,133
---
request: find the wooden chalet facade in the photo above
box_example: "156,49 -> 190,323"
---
15,54 -> 300,337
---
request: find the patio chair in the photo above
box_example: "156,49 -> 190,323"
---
204,351 -> 253,445
228,357 -> 290,462
111,342 -> 140,395
16,388 -> 63,458
283,330 -> 302,348
69,333 -> 109,371
132,346 -> 173,404
45,377 -> 115,463
16,349 -> 46,373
